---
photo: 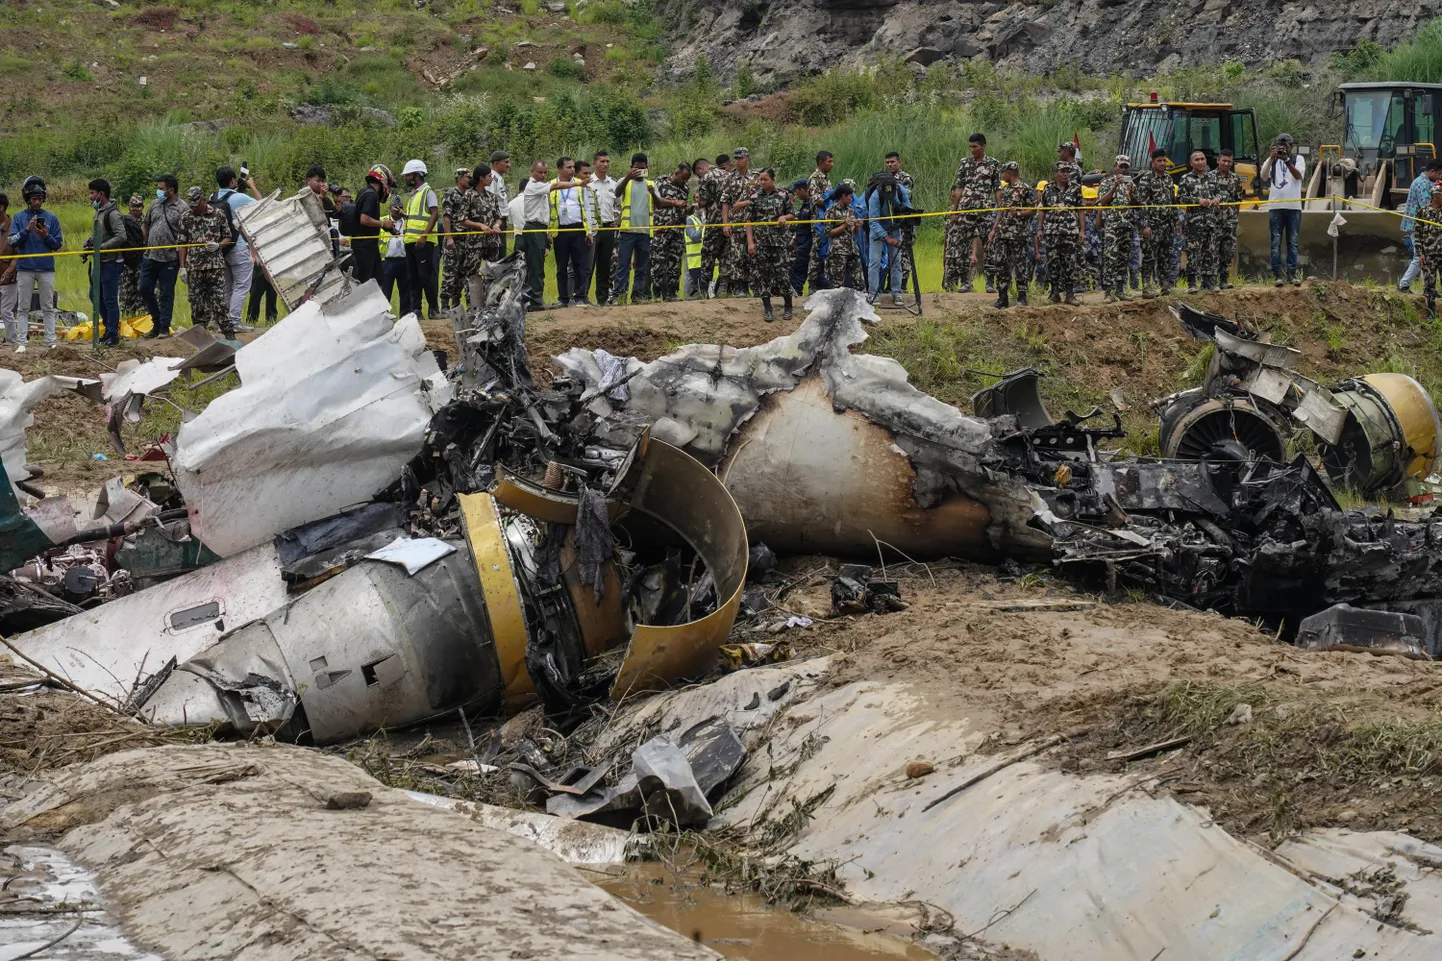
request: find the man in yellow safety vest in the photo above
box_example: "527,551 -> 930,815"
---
401,159 -> 440,320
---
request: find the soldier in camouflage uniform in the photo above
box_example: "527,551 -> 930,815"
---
1210,149 -> 1246,289
178,186 -> 235,337
744,168 -> 796,323
695,155 -> 730,297
823,182 -> 863,292
945,133 -> 1001,292
1414,183 -> 1442,317
1178,150 -> 1223,292
1034,163 -> 1085,305
1097,155 -> 1138,301
718,149 -> 760,297
651,163 -> 693,302
440,168 -> 470,310
1134,148 -> 1179,298
458,162 -> 504,307
985,162 -> 1036,308
120,194 -> 146,317
805,151 -> 835,291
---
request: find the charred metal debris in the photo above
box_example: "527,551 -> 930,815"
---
7,210 -> 1442,760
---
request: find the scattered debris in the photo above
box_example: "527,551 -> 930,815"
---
1295,604 -> 1429,659
830,564 -> 905,615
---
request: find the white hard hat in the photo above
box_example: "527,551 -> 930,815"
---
402,159 -> 427,176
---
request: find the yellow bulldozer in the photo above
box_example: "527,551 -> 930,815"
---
1120,86 -> 1440,281
1118,95 -> 1264,192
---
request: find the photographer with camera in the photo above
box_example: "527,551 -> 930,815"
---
1260,133 -> 1305,287
864,168 -> 912,307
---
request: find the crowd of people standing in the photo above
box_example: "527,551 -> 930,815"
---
5,128 -> 1442,349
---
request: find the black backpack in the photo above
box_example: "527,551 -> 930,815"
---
122,214 -> 145,267
210,189 -> 240,244
865,172 -> 902,223
338,200 -> 361,236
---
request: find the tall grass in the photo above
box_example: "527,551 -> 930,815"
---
1362,18 -> 1442,83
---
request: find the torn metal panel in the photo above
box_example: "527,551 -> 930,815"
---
7,543 -> 289,703
547,735 -> 718,827
171,282 -> 452,556
1295,603 -> 1428,659
970,367 -> 1053,429
555,288 -> 1047,561
0,370 -> 96,497
172,325 -> 239,374
235,187 -> 351,310
610,437 -> 748,699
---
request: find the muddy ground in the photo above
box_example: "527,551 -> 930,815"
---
5,281 -> 1442,858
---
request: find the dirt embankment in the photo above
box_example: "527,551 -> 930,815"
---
764,557 -> 1442,846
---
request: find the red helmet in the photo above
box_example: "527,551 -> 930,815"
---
366,164 -> 396,189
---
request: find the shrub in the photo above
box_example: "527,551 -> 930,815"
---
547,56 -> 583,79
134,6 -> 177,30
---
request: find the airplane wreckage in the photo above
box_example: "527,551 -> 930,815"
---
3,185 -> 1442,747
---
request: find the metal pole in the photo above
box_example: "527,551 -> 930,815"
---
90,215 -> 101,349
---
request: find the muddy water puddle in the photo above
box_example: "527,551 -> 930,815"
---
597,864 -> 937,960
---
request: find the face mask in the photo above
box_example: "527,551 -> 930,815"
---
157,189 -> 166,201
92,200 -> 101,209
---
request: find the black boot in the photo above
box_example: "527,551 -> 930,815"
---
1219,268 -> 1233,290
1429,295 -> 1437,319
992,285 -> 1009,309
1016,286 -> 1028,306
782,294 -> 793,321
762,296 -> 774,323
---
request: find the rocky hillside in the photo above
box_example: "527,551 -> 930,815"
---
660,0 -> 1442,85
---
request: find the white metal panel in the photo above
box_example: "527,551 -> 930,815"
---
8,543 -> 286,703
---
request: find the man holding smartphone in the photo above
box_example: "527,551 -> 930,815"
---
1260,133 -> 1305,287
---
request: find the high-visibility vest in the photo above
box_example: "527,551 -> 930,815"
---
403,183 -> 434,243
548,182 -> 593,230
617,178 -> 654,235
685,214 -> 703,269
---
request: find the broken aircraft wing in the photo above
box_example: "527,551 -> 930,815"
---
170,282 -> 451,557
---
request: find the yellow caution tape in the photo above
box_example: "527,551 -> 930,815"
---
6,195 -> 1437,261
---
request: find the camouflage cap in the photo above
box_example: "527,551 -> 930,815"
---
1053,161 -> 1070,172
1001,161 -> 1019,173
1432,182 -> 1442,196
732,147 -> 750,159
1115,154 -> 1131,166
185,185 -> 205,204
128,194 -> 145,208
455,167 -> 470,178
390,195 -> 405,211
840,178 -> 857,190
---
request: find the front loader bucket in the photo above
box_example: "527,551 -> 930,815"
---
1236,209 -> 1406,282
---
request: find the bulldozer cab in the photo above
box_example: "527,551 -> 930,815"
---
1336,82 -> 1442,208
1119,99 -> 1261,193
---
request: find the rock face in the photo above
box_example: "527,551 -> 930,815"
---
660,0 -> 1442,85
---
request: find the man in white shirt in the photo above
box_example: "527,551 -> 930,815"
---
1259,133 -> 1306,286
550,156 -> 596,308
587,151 -> 620,305
489,151 -> 512,257
516,160 -> 590,311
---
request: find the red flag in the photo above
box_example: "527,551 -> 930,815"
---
1148,131 -> 1157,155
1073,130 -> 1081,151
